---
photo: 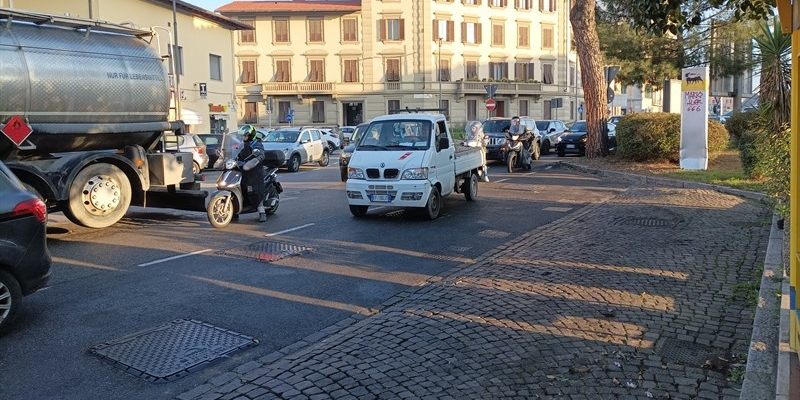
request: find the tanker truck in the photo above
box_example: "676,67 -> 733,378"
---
0,8 -> 208,228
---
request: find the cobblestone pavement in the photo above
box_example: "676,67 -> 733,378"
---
178,183 -> 771,400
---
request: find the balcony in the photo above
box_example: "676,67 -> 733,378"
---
456,80 -> 544,99
261,82 -> 335,95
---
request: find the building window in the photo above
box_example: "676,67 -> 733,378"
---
542,26 -> 554,49
239,17 -> 255,43
515,62 -> 534,81
434,20 -> 454,42
542,63 -> 554,84
312,101 -> 325,123
438,59 -> 450,81
210,54 -> 222,81
380,18 -> 404,41
518,25 -> 529,48
343,59 -> 359,82
244,102 -> 258,123
276,60 -> 291,82
342,18 -> 358,42
467,99 -> 477,121
569,63 -> 575,86
388,99 -> 401,113
489,0 -> 506,7
278,101 -> 291,123
462,22 -> 482,44
440,99 -> 450,119
241,60 -> 257,83
492,24 -> 504,46
462,0 -> 481,5
540,0 -> 556,12
466,60 -> 479,80
515,0 -> 533,10
489,62 -> 508,80
519,99 -> 529,116
274,19 -> 290,43
310,60 -> 325,82
308,19 -> 324,43
386,58 -> 401,82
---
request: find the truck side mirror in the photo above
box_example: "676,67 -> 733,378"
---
438,136 -> 449,151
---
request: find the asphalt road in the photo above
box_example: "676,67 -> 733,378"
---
0,154 -> 628,400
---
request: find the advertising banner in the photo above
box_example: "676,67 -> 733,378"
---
679,67 -> 709,170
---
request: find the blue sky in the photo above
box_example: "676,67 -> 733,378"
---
185,0 -> 231,12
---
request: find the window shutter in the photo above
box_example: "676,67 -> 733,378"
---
399,19 -> 405,40
528,63 -> 535,79
477,23 -> 482,43
433,20 -> 439,41
503,63 -> 508,79
448,21 -> 454,41
461,22 -> 466,43
379,19 -> 386,41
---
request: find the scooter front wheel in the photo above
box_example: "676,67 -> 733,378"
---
207,191 -> 235,228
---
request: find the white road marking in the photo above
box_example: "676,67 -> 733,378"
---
138,249 -> 214,267
265,223 -> 315,237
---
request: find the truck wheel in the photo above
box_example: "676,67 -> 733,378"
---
423,186 -> 442,220
319,151 -> 330,167
63,163 -> 132,228
349,205 -> 368,217
463,173 -> 478,201
207,191 -> 234,228
288,154 -> 301,172
507,152 -> 517,173
0,270 -> 22,333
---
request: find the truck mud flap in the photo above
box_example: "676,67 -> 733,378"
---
145,189 -> 208,212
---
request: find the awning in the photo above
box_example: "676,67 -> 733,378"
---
179,108 -> 204,125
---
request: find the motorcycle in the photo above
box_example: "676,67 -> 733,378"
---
504,130 -> 534,173
207,149 -> 284,228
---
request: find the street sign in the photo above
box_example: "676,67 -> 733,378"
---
484,84 -> 498,98
1,115 -> 32,146
485,98 -> 497,111
199,82 -> 208,99
604,66 -> 620,85
607,88 -> 615,104
286,114 -> 293,123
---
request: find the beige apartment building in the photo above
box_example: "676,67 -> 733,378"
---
3,0 -> 250,134
216,0 -> 583,129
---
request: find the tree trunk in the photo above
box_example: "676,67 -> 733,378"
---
570,0 -> 608,158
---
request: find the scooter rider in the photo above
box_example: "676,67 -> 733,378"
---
505,116 -> 533,170
238,125 -> 268,222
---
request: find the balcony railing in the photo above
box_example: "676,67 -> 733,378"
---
262,82 -> 334,94
456,81 -> 543,97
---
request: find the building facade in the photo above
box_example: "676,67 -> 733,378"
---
216,0 -> 583,129
4,0 -> 249,134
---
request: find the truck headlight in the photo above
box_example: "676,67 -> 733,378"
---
402,167 -> 428,180
348,167 -> 365,180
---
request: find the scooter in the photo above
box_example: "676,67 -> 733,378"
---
504,131 -> 534,173
207,150 -> 284,228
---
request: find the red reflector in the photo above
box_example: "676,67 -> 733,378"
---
12,198 -> 47,222
197,174 -> 205,181
197,147 -> 204,154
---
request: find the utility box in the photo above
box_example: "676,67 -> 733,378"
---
147,153 -> 193,186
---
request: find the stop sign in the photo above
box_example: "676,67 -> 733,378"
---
485,99 -> 496,111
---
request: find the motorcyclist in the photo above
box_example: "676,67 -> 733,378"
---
238,125 -> 268,222
505,116 -> 533,170
465,121 -> 489,182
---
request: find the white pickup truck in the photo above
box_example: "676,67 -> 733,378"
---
344,113 -> 485,219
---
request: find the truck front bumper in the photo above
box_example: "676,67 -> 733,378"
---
345,179 -> 432,208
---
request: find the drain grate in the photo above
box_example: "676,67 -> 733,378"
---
87,319 -> 258,383
219,241 -> 313,262
655,338 -> 726,367
614,217 -> 675,227
478,229 -> 511,239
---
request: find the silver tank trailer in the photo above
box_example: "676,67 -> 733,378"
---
0,17 -> 172,156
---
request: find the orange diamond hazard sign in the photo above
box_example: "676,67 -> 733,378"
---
1,115 -> 32,146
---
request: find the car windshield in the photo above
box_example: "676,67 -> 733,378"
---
569,121 -> 587,132
264,130 -> 299,143
481,120 -> 510,134
535,121 -> 550,131
357,120 -> 432,150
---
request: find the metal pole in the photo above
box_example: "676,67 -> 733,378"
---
438,37 -> 442,112
172,0 -> 181,121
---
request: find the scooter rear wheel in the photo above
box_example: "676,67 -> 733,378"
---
208,192 -> 234,228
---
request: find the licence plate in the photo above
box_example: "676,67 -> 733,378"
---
566,144 -> 575,149
371,194 -> 390,202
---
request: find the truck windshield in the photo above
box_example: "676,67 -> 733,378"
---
358,120 -> 432,150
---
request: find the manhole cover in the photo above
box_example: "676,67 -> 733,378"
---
87,319 -> 258,382
219,241 -> 313,262
655,338 -> 726,367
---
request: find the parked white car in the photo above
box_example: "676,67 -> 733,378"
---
535,119 -> 569,155
319,128 -> 342,152
261,127 -> 329,172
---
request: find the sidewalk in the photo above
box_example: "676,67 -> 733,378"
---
178,163 -> 786,400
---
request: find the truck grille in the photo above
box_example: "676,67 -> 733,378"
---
488,137 -> 505,145
366,185 -> 397,197
365,168 -> 400,179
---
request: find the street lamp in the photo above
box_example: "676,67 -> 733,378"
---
437,34 -> 443,112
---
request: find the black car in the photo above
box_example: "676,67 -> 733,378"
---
0,160 -> 51,332
556,120 -> 617,157
339,122 -> 370,181
197,133 -> 244,169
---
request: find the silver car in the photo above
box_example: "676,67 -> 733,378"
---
161,133 -> 210,174
261,127 -> 330,172
536,119 -> 569,155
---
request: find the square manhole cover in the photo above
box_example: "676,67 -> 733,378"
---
655,338 -> 726,367
87,319 -> 258,383
219,241 -> 313,262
